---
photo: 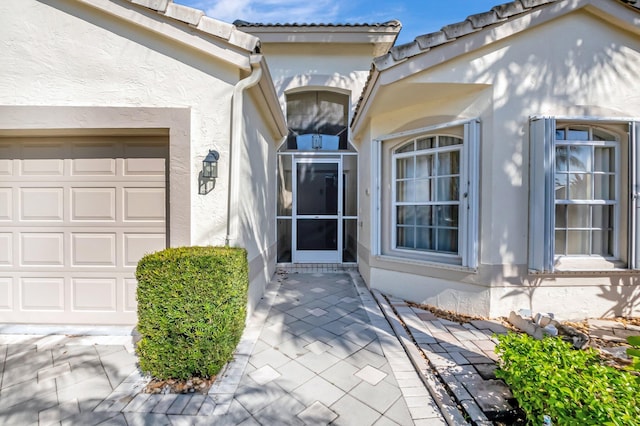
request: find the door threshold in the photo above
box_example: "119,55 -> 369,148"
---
276,263 -> 357,273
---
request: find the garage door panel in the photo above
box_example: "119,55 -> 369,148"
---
124,188 -> 165,221
71,233 -> 116,266
0,188 -> 11,220
72,158 -> 116,176
21,277 -> 64,310
71,188 -> 116,221
21,233 -> 64,266
124,158 -> 166,176
0,277 -> 12,310
0,233 -> 12,265
20,143 -> 65,176
20,187 -> 64,221
124,278 -> 137,312
124,233 -> 165,266
0,158 -> 11,175
72,278 -> 117,311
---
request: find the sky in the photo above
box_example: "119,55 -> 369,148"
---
174,0 -> 504,45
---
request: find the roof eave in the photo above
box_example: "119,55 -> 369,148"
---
76,0 -> 261,70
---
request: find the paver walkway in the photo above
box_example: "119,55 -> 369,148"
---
0,269 -> 447,425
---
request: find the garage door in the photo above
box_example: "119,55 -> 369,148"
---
0,136 -> 167,325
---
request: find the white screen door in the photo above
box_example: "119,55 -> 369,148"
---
293,159 -> 342,262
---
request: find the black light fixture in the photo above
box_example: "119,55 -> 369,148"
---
202,149 -> 219,180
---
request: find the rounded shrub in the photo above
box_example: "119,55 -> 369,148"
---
136,246 -> 248,380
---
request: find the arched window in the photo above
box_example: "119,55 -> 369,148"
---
393,135 -> 463,254
285,91 -> 350,150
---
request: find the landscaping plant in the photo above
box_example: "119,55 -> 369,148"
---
495,332 -> 640,425
136,246 -> 248,380
629,335 -> 640,382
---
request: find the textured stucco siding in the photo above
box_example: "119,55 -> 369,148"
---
359,9 -> 640,319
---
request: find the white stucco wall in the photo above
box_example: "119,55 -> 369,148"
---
260,43 -> 374,116
357,7 -> 640,319
238,90 -> 281,313
1,0 -> 284,320
0,0 -> 238,248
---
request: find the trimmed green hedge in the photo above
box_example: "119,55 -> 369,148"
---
136,246 -> 248,380
495,332 -> 640,426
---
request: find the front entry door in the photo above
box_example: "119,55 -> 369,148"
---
293,159 -> 342,263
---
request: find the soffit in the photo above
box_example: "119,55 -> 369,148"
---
234,21 -> 401,56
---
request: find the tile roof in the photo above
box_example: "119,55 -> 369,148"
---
351,0 -> 640,129
125,0 -> 260,52
375,0 -> 640,71
374,0 -> 558,71
232,20 -> 402,29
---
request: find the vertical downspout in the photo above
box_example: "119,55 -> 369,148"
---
226,55 -> 263,246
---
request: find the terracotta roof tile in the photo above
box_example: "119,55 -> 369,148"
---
124,0 -> 260,52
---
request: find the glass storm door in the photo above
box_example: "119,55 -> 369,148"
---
293,159 -> 342,263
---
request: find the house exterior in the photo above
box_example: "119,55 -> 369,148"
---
0,0 -> 286,324
1,0 -> 639,326
352,0 -> 640,319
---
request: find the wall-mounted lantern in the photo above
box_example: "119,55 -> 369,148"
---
202,149 -> 219,180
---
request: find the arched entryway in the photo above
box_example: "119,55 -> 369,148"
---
277,90 -> 358,264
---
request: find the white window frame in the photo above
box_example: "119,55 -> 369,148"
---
372,118 -> 480,269
529,117 -> 640,272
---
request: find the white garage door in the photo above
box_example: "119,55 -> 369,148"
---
0,136 -> 167,325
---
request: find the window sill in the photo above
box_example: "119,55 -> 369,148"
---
373,254 -> 477,274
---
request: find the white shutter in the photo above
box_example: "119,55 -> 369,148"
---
462,120 -> 480,268
529,117 -> 555,272
371,139 -> 382,256
631,122 -> 640,269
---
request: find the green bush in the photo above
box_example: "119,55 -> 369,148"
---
136,246 -> 248,380
495,332 -> 640,426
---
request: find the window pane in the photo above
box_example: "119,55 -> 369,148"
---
594,175 -> 614,200
438,151 -> 460,175
416,154 -> 433,178
437,205 -> 458,227
277,155 -> 293,216
397,226 -> 415,248
439,136 -> 462,147
437,229 -> 458,253
555,173 -> 568,199
397,180 -> 414,202
567,205 -> 589,228
396,142 -> 414,153
416,227 -> 434,250
397,206 -> 415,225
416,137 -> 434,151
568,174 -> 591,199
397,157 -> 414,179
555,230 -> 566,255
567,230 -> 589,255
437,177 -> 459,201
277,219 -> 292,262
297,219 -> 337,250
415,206 -> 433,226
556,146 -> 569,171
592,129 -> 615,141
343,219 -> 358,262
591,205 -> 612,230
415,178 -> 434,202
592,231 -> 611,256
568,146 -> 591,171
567,128 -> 589,141
594,147 -> 614,172
555,205 -> 567,229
